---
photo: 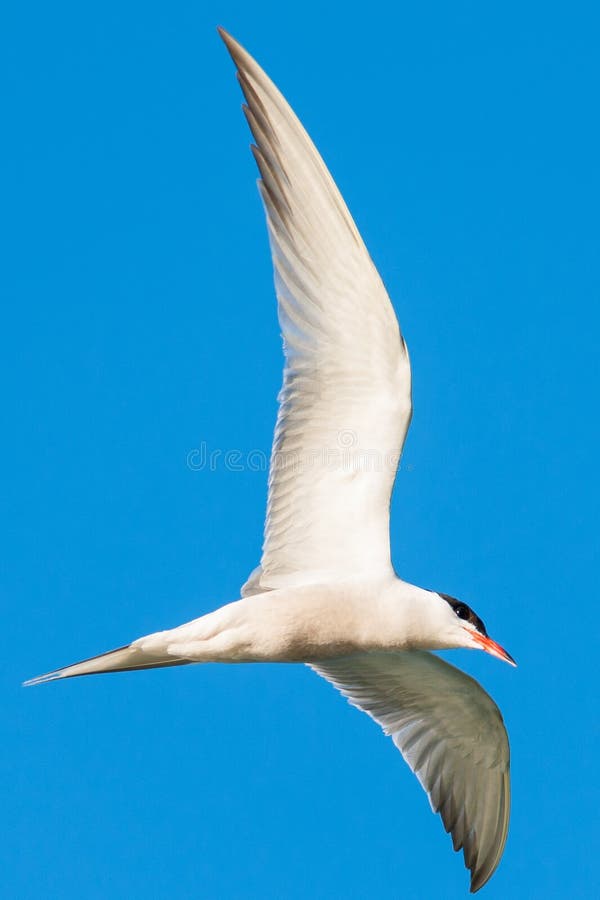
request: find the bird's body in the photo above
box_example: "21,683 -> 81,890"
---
26,28 -> 515,892
121,580 -> 470,664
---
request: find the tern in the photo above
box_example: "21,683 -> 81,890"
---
26,28 -> 516,892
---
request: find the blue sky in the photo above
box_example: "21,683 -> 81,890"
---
3,2 -> 599,897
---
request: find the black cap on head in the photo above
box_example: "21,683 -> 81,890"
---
438,592 -> 488,636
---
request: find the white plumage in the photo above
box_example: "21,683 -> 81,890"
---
25,28 -> 515,893
234,31 -> 411,592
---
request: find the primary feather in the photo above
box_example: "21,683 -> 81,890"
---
311,651 -> 510,892
219,30 -> 412,594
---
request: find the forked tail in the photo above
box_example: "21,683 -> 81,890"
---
23,643 -> 191,686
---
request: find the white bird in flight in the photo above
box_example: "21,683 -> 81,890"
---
26,28 -> 516,893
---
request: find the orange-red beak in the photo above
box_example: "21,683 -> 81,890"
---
468,630 -> 517,666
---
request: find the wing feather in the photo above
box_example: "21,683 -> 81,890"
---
310,651 -> 510,893
219,30 -> 412,592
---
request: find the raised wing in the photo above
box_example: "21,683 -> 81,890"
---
219,30 -> 412,593
311,651 -> 510,893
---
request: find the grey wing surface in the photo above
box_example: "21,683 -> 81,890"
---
311,650 -> 510,892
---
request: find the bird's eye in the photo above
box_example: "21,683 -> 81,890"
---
454,603 -> 471,620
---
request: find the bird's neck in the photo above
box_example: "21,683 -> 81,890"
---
376,580 -> 458,651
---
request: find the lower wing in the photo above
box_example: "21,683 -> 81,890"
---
310,650 -> 510,893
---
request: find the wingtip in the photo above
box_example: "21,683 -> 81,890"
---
216,26 -> 258,76
469,871 -> 491,893
465,843 -> 499,893
469,872 -> 482,893
217,26 -> 241,57
466,833 -> 506,892
469,864 -> 485,893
